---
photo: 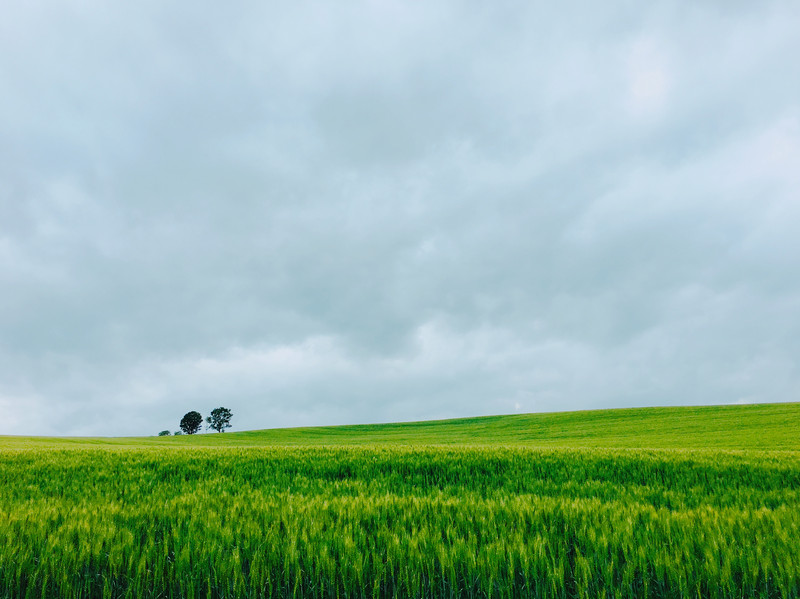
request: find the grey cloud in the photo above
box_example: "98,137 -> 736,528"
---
1,1 -> 799,435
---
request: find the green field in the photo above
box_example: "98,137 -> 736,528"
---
1,403 -> 799,598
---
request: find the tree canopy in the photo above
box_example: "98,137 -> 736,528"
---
206,407 -> 233,433
179,411 -> 203,435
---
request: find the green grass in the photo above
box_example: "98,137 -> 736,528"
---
2,401 -> 799,450
1,403 -> 799,598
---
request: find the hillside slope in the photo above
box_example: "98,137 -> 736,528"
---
2,402 -> 798,450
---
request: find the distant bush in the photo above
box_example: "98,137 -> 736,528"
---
173,431 -> 182,436
157,430 -> 171,437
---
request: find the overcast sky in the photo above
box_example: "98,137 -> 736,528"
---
1,1 -> 799,436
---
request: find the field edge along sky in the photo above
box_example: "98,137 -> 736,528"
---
1,1 -> 799,436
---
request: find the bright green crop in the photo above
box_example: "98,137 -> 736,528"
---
1,445 -> 799,598
2,403 -> 799,597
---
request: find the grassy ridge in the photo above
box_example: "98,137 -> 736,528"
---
2,402 -> 799,449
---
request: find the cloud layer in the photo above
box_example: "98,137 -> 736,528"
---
2,1 -> 799,435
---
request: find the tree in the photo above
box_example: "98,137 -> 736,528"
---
158,430 -> 171,436
180,411 -> 203,435
206,407 -> 233,433
173,431 -> 182,436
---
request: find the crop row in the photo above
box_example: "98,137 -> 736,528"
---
0,446 -> 798,598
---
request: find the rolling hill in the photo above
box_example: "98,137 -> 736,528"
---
3,401 -> 798,450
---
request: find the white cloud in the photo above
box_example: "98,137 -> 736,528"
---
626,37 -> 671,117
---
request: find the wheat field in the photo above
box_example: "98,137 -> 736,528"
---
1,403 -> 799,598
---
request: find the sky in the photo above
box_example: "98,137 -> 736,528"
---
1,1 -> 799,436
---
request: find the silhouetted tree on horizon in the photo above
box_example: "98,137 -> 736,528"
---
180,411 -> 203,435
207,407 -> 233,433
